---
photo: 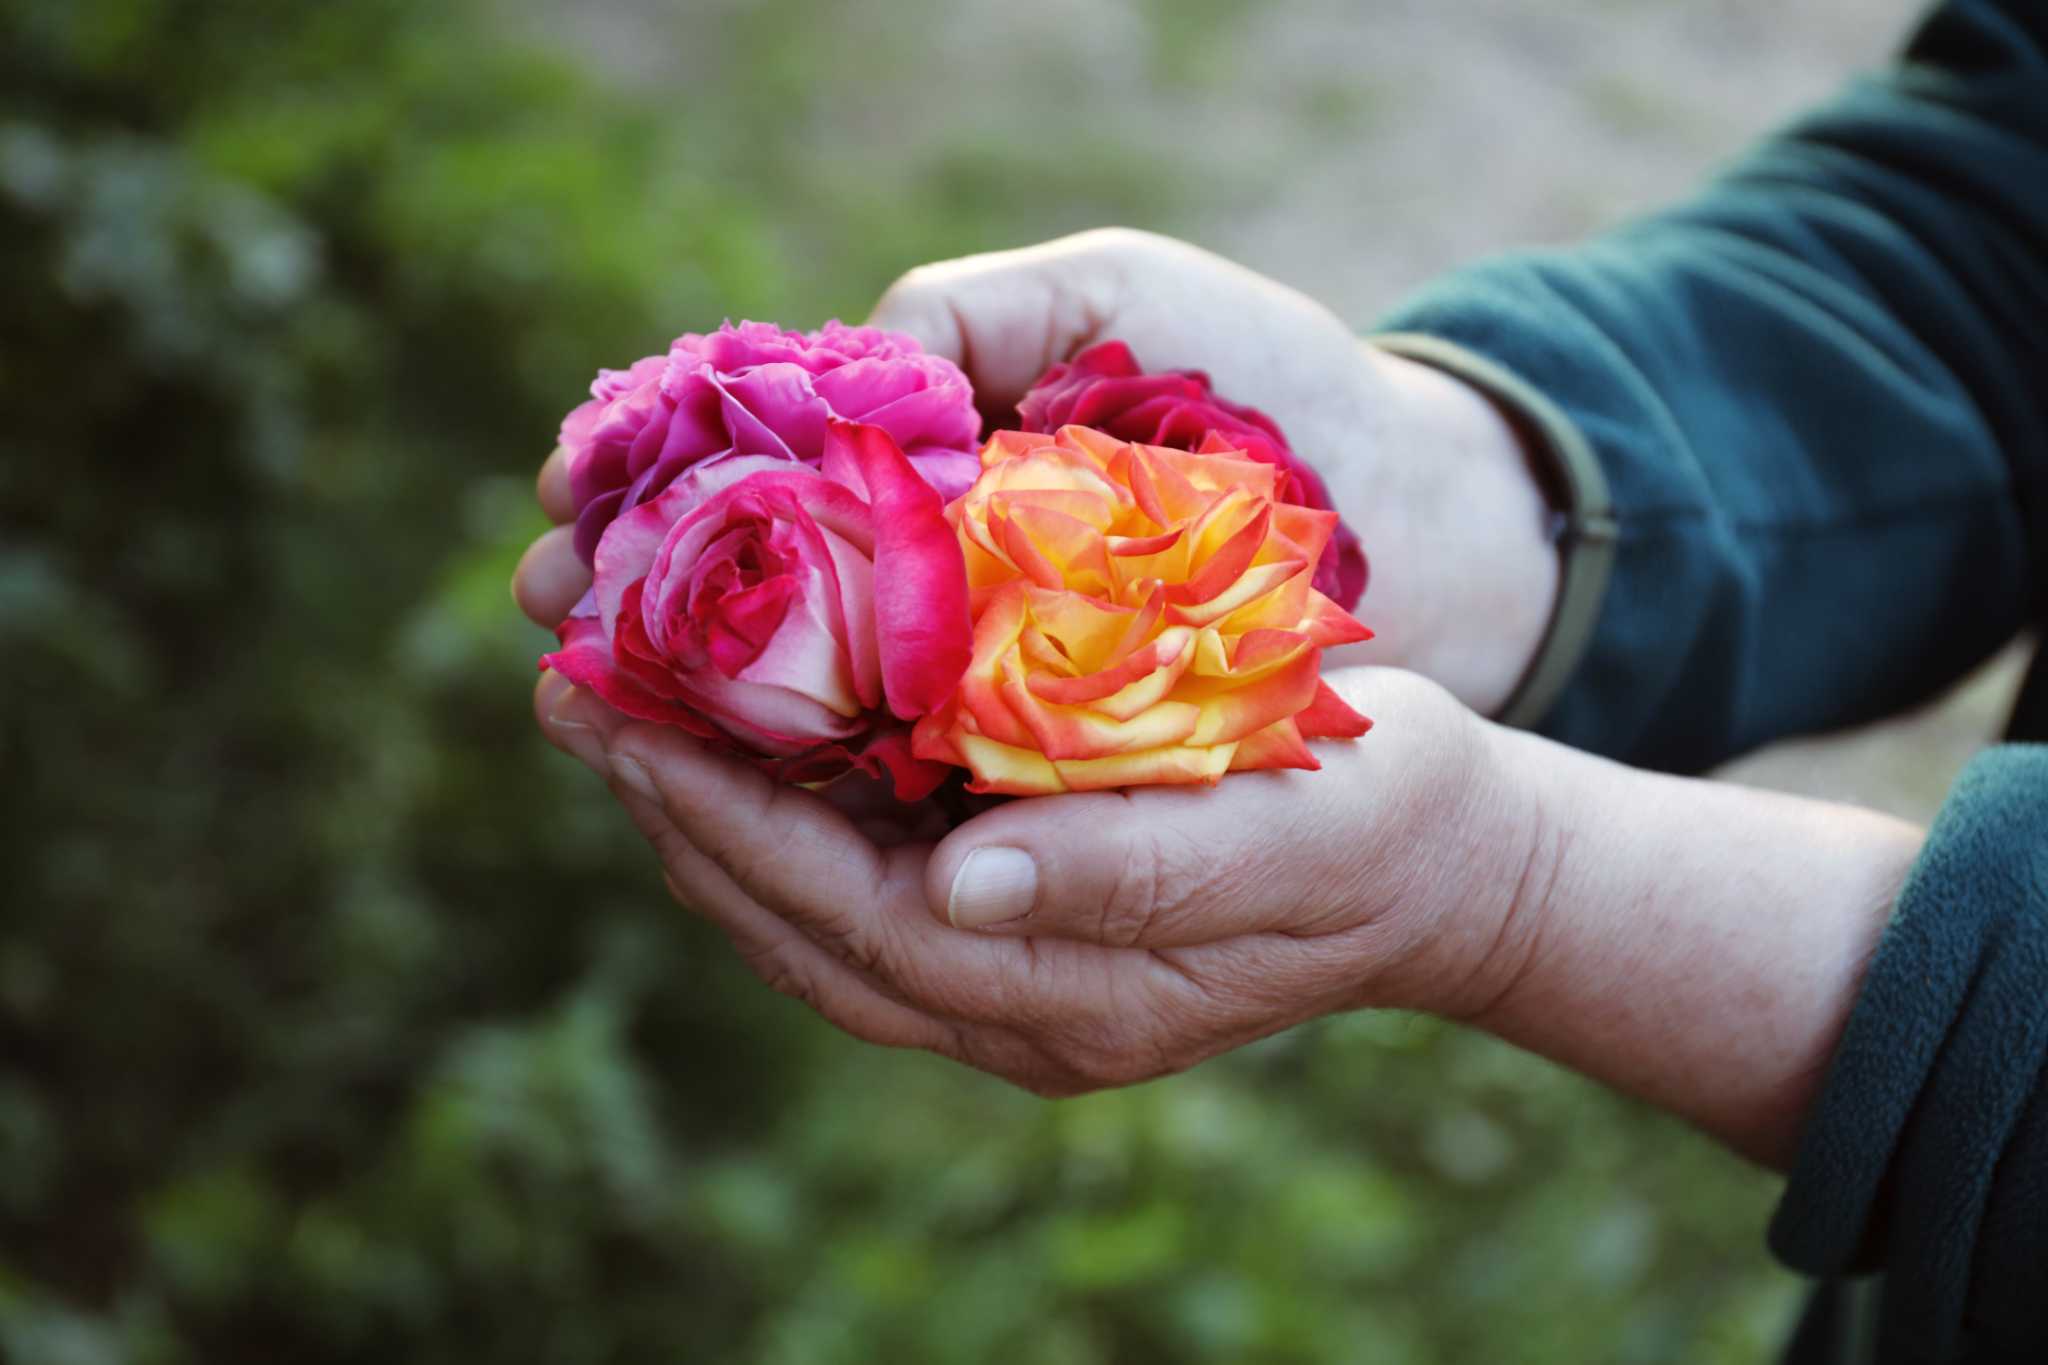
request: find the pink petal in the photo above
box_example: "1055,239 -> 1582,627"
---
905,449 -> 983,501
814,521 -> 884,710
541,615 -> 719,737
592,494 -> 689,637
828,420 -> 973,718
713,364 -> 828,461
737,574 -> 864,718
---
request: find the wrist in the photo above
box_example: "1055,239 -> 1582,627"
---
1455,727 -> 1924,1167
1334,686 -> 1551,1020
1348,344 -> 1559,715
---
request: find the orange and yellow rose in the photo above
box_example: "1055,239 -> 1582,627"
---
912,426 -> 1373,795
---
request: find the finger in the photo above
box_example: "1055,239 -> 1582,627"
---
533,671 -> 621,772
538,444 -> 575,523
867,231 -> 1126,417
513,524 -> 590,629
602,722 -> 1168,1027
645,831 -> 961,1056
925,766 -> 1376,949
593,751 -> 959,1052
606,722 -> 893,926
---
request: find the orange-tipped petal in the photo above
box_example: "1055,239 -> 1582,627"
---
1295,679 -> 1374,739
1166,499 -> 1270,607
1051,743 -> 1236,791
1000,650 -> 1199,760
1228,718 -> 1320,772
955,730 -> 1068,795
1269,502 -> 1337,565
1298,587 -> 1375,648
1002,501 -> 1114,593
1029,630 -> 1195,720
910,708 -> 968,766
1055,424 -> 1126,470
1109,527 -> 1185,557
1186,640 -> 1321,746
980,429 -> 1057,469
1165,558 -> 1304,626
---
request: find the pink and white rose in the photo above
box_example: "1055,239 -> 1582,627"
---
542,419 -> 973,800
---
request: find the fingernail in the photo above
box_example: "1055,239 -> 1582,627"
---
610,752 -> 659,803
947,847 -> 1038,929
546,685 -> 594,733
539,679 -> 608,770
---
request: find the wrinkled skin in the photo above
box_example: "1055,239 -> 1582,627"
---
533,663 -> 1520,1097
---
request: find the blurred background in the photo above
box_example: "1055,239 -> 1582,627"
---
5,0 -> 2008,1361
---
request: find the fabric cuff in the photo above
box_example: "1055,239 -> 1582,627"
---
1768,744 -> 2048,1359
1368,331 -> 1618,729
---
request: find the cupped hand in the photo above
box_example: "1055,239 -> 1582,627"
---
865,229 -> 1561,709
533,665 -> 1535,1095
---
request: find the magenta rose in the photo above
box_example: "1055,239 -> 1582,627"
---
542,420 -> 972,800
563,320 -> 982,565
1015,340 -> 1368,609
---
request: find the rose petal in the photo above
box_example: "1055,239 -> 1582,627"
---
1227,718 -> 1320,773
998,648 -> 1199,761
1294,680 -> 1374,740
1050,743 -> 1236,791
541,614 -> 721,737
849,728 -> 954,802
829,419 -> 972,719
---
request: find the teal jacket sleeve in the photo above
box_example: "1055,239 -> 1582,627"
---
1768,745 -> 2048,1361
1375,0 -> 2048,772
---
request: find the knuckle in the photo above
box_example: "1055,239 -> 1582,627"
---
1100,827 -> 1201,948
972,942 -> 1076,1034
806,913 -> 891,980
738,942 -> 820,1011
1051,1037 -> 1152,1094
696,812 -> 800,893
877,261 -> 952,310
1071,225 -> 1158,260
946,1027 -> 1066,1097
1016,1070 -> 1088,1101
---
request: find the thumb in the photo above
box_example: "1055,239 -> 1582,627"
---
923,772 -> 1370,949
866,232 -> 1126,418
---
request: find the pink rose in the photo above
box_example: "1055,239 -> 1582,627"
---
542,420 -> 973,800
1015,340 -> 1368,609
564,320 -> 982,565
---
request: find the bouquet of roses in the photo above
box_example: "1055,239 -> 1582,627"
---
540,321 -> 1373,802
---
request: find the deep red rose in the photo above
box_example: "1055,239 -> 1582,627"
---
1015,340 -> 1367,609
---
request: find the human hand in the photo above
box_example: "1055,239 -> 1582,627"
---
535,643 -> 1922,1167
534,664 -> 1535,1096
864,228 -> 1559,713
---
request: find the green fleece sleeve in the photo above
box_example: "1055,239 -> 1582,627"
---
1769,745 -> 2048,1361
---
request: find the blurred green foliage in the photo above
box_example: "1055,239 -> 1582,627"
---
0,0 -> 1799,1360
